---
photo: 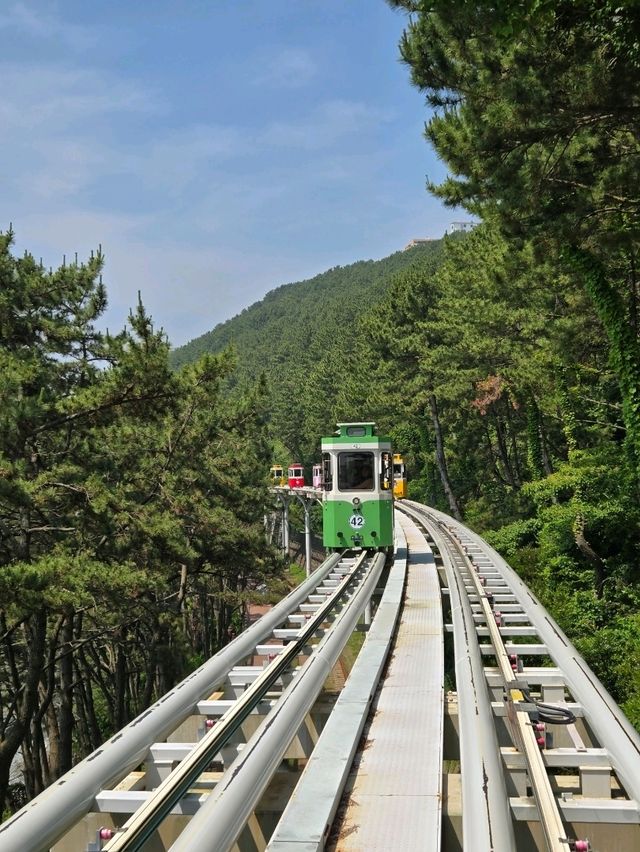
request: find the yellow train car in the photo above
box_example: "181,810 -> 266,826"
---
270,465 -> 287,487
393,453 -> 407,499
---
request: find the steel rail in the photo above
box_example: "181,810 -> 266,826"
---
266,527 -> 408,851
103,551 -> 369,852
449,519 -> 567,852
0,552 -> 343,852
398,502 -> 515,851
404,501 -> 640,851
169,551 -> 387,852
413,502 -> 640,808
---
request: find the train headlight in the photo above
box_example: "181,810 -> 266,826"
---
352,497 -> 361,507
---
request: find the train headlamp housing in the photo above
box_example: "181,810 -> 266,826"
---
352,497 -> 361,507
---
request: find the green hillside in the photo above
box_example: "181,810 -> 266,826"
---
170,241 -> 443,379
170,240 -> 445,461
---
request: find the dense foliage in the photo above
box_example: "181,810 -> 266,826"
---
172,3 -> 640,729
377,0 -> 640,726
0,230 -> 280,813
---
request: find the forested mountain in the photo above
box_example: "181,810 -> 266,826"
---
171,243 -> 442,375
171,240 -> 446,462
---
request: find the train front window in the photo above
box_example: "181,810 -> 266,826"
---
338,452 -> 375,491
346,426 -> 367,437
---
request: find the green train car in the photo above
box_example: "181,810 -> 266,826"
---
321,422 -> 394,549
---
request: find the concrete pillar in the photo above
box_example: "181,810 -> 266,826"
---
282,501 -> 289,556
304,500 -> 312,577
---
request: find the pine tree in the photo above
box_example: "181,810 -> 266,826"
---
388,0 -> 640,477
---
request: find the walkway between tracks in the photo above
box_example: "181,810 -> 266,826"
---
329,512 -> 444,850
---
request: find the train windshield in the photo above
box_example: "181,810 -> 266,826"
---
338,452 -> 375,491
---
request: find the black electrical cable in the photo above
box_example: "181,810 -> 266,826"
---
518,684 -> 576,724
534,700 -> 577,725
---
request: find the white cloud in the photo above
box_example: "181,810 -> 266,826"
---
0,61 -> 163,206
127,125 -> 250,196
7,207 -> 274,344
0,12 -> 433,349
252,48 -> 316,89
19,138 -> 108,200
261,99 -> 391,150
0,64 -> 159,138
0,2 -> 96,49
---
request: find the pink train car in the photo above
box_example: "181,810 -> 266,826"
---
312,463 -> 323,488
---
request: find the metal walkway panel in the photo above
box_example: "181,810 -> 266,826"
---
332,513 -> 443,850
267,529 -> 408,851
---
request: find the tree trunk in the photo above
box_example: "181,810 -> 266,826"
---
44,695 -> 61,785
21,732 -> 37,800
201,590 -> 211,659
114,631 -> 128,730
58,612 -> 74,775
526,398 -> 544,479
178,563 -> 188,636
82,643 -> 115,731
76,647 -> 103,751
32,718 -> 49,796
573,514 -> 606,598
504,400 -> 525,484
428,395 -> 463,520
141,628 -> 158,710
540,426 -> 554,476
495,411 -> 520,487
0,609 -> 47,814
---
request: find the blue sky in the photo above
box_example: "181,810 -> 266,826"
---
1,1 -> 453,346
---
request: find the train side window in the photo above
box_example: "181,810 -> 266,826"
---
338,452 -> 374,491
322,453 -> 333,490
380,452 -> 392,490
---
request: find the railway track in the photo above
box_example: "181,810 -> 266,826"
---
2,502 -> 640,851
398,500 -> 640,852
0,550 -> 387,851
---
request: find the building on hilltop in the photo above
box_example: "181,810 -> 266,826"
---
403,237 -> 437,251
404,222 -> 476,250
448,221 -> 476,233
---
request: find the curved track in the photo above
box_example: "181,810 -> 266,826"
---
399,500 -> 640,852
2,501 -> 640,851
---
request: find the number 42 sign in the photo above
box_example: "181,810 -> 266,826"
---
349,515 -> 365,529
